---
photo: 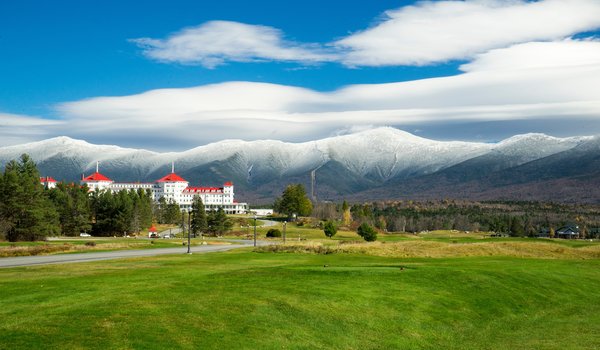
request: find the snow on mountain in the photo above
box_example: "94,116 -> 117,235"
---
0,136 -> 157,170
0,128 -> 590,186
319,128 -> 492,179
491,133 -> 593,165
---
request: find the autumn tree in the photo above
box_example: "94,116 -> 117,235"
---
341,200 -> 352,226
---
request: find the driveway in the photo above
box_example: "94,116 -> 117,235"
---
0,240 -> 265,268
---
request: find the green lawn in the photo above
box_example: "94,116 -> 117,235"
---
1,250 -> 599,349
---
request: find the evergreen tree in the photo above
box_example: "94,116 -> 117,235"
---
509,217 -> 525,237
0,154 -> 60,241
138,189 -> 153,229
357,222 -> 377,242
323,220 -> 338,239
48,183 -> 92,236
206,207 -> 233,236
190,196 -> 208,236
156,196 -> 168,224
214,207 -> 233,236
162,199 -> 182,225
274,184 -> 312,219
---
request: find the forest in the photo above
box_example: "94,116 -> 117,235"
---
312,199 -> 600,237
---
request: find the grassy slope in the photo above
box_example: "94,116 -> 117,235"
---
1,251 -> 599,349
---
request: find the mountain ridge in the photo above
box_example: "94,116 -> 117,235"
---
0,128 -> 597,203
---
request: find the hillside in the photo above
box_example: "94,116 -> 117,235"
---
0,128 -> 598,203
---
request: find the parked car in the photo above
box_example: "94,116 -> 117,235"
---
80,233 -> 91,237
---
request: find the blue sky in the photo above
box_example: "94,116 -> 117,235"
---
1,0 -> 600,150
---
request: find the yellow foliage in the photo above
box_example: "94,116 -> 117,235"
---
342,209 -> 352,226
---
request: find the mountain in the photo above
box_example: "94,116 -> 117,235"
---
353,134 -> 599,203
0,128 -> 597,203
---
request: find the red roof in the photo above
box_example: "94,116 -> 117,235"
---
224,181 -> 233,186
82,172 -> 112,182
149,225 -> 157,232
156,173 -> 187,182
40,177 -> 57,183
183,186 -> 223,194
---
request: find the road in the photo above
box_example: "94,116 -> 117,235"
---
0,240 -> 264,268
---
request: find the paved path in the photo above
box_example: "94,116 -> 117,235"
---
0,240 -> 265,268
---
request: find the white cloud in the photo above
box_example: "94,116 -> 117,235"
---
50,39 -> 600,149
131,21 -> 337,68
130,1 -> 600,69
336,0 -> 600,66
0,113 -> 64,146
460,39 -> 600,72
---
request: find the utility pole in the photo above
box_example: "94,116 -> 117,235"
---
187,210 -> 192,254
283,221 -> 287,244
253,215 -> 257,247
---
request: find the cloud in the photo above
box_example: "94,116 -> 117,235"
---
459,39 -> 600,72
50,39 -> 600,150
0,113 -> 64,146
334,0 -> 600,66
131,21 -> 338,68
130,1 -> 600,69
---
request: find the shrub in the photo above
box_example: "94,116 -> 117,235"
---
323,221 -> 338,238
357,223 -> 377,242
266,228 -> 282,238
85,241 -> 96,247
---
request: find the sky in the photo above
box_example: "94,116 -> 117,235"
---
1,0 -> 600,151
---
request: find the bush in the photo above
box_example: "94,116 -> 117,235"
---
323,221 -> 338,238
357,223 -> 377,242
85,241 -> 96,247
266,228 -> 282,238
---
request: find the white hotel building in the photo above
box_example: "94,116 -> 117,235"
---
79,164 -> 248,214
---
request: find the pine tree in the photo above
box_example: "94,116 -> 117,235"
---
509,217 -> 525,237
0,154 -> 60,241
323,220 -> 338,239
357,222 -> 377,242
48,183 -> 92,236
274,184 -> 312,219
161,199 -> 182,225
190,196 -> 207,236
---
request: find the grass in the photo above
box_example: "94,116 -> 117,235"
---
0,249 -> 599,349
257,240 -> 600,259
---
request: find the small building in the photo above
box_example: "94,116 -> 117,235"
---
40,176 -> 57,189
556,225 -> 580,239
250,209 -> 274,216
148,225 -> 158,238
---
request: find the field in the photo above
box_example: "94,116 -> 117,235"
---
1,244 -> 600,349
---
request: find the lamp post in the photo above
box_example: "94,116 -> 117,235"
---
187,209 -> 192,254
253,215 -> 257,247
181,214 -> 185,240
283,220 -> 287,244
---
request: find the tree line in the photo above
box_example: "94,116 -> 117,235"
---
311,199 -> 600,237
0,154 -> 232,241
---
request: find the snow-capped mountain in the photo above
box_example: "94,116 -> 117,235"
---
0,128 -> 596,203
